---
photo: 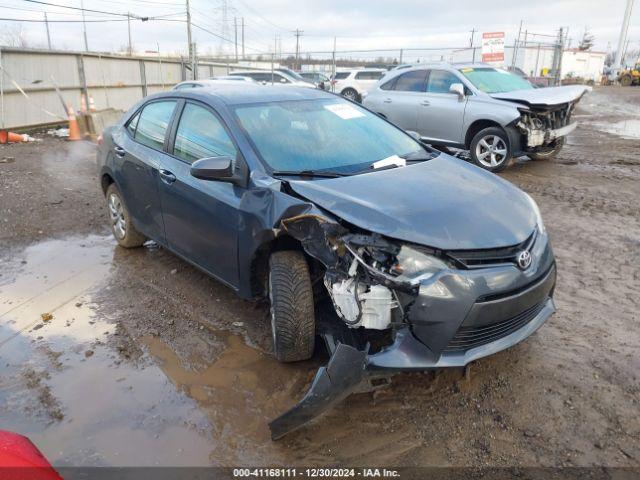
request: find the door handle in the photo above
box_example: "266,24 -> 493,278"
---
114,145 -> 126,157
383,98 -> 392,103
420,100 -> 431,106
159,169 -> 176,184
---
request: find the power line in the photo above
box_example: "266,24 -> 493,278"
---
20,0 -> 148,19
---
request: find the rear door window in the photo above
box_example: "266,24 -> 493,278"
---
134,100 -> 177,150
355,71 -> 383,80
392,70 -> 427,92
426,70 -> 461,94
173,102 -> 237,164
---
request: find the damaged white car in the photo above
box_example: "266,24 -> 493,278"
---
363,62 -> 590,172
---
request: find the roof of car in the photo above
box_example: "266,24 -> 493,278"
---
170,83 -> 334,106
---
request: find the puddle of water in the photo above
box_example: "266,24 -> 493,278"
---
0,235 -> 214,466
593,119 -> 640,140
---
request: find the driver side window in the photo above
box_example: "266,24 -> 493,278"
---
426,70 -> 461,94
173,103 -> 237,164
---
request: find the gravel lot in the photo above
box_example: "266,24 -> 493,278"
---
0,86 -> 638,468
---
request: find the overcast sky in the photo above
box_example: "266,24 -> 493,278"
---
1,0 -> 638,60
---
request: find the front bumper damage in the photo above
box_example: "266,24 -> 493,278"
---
269,215 -> 557,440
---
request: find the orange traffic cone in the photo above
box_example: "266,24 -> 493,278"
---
80,94 -> 87,113
89,95 -> 96,112
0,130 -> 33,143
67,106 -> 82,141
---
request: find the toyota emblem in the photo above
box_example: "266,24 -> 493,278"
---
517,250 -> 532,270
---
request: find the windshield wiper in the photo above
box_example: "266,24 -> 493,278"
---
271,170 -> 348,178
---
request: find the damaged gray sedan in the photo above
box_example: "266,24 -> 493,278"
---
97,84 -> 556,439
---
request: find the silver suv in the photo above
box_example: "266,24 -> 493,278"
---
363,62 -> 589,172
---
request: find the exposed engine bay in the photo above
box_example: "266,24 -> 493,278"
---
516,102 -> 578,148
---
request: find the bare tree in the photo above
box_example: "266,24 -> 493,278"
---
578,27 -> 595,51
0,23 -> 29,48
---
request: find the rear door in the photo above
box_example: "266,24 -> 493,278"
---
112,99 -> 177,244
157,100 -> 243,287
376,69 -> 427,132
418,69 -> 467,144
354,70 -> 384,94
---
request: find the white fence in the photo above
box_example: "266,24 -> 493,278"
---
0,47 -> 260,129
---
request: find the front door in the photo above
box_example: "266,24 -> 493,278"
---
418,69 -> 467,145
156,101 -> 243,288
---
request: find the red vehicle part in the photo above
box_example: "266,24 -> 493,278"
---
0,431 -> 62,480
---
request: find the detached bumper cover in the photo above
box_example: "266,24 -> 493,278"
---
269,236 -> 556,439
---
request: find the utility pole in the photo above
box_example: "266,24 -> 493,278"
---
44,12 -> 52,50
127,12 -> 132,56
512,19 -> 523,68
234,17 -> 238,61
470,28 -> 476,62
80,0 -> 88,51
293,29 -> 303,70
241,17 -> 245,59
332,36 -> 336,92
614,0 -> 635,70
185,0 -> 193,79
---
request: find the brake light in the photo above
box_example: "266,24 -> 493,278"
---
97,134 -> 103,145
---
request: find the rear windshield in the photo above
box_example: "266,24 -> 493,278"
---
333,72 -> 350,80
459,67 -> 533,93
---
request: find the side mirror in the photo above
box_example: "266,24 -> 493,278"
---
449,83 -> 465,100
190,156 -> 234,181
406,130 -> 421,141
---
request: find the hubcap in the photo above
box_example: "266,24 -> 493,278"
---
475,135 -> 507,168
108,193 -> 126,239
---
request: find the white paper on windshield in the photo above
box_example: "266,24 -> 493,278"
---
371,155 -> 406,169
324,103 -> 366,119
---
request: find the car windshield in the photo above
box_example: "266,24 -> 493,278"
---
234,98 -> 427,174
459,67 -> 534,93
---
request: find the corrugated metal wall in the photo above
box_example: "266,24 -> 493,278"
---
0,47 -> 255,129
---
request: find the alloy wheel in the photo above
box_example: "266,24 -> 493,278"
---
475,135 -> 508,168
108,193 -> 126,239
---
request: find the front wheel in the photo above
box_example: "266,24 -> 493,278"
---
469,127 -> 511,173
268,251 -> 315,362
528,138 -> 564,160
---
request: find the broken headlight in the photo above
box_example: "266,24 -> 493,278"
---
392,246 -> 448,283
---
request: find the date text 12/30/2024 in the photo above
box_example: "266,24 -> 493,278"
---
233,468 -> 401,478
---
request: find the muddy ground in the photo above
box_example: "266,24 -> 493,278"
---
0,86 -> 638,469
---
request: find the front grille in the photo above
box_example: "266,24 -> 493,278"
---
444,300 -> 547,353
446,230 -> 537,269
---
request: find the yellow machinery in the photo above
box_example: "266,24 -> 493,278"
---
619,63 -> 640,86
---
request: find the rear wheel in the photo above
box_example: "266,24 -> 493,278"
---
528,138 -> 565,160
341,87 -> 360,102
469,127 -> 511,172
268,251 -> 315,362
106,183 -> 146,248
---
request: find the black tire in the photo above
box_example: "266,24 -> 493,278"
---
105,183 -> 146,248
528,138 -> 565,160
268,251 -> 315,362
469,126 -> 511,173
341,87 -> 360,102
620,74 -> 633,87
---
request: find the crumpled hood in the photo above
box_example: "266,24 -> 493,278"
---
490,85 -> 590,108
288,155 -> 537,250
